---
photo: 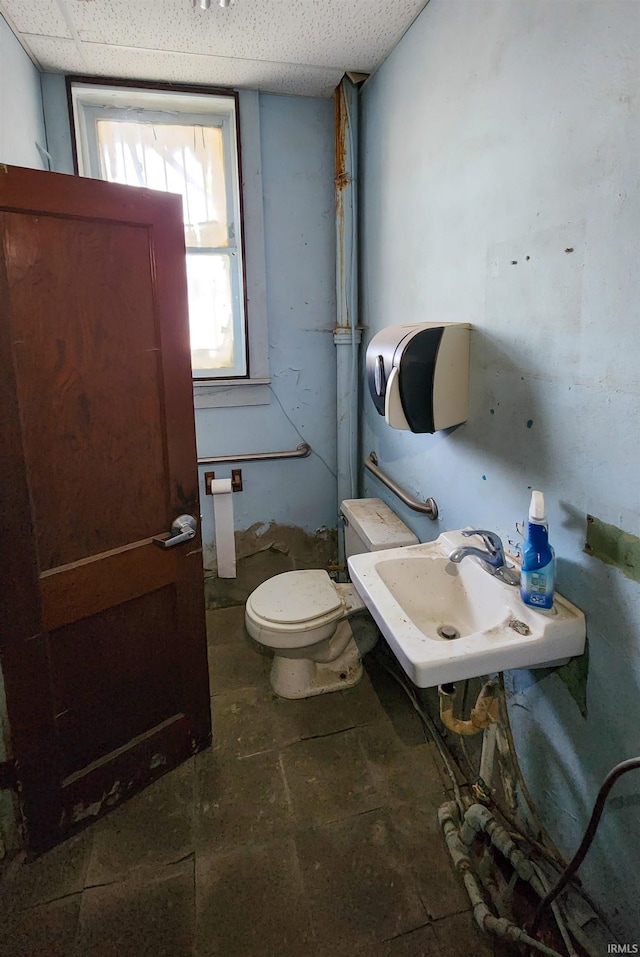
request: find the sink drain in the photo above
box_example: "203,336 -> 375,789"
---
437,624 -> 460,641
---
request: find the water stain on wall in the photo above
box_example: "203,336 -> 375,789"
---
205,522 -> 337,609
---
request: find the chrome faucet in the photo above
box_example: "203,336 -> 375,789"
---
448,529 -> 519,586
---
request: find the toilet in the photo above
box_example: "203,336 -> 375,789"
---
245,498 -> 419,699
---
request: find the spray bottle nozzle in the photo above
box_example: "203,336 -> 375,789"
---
529,490 -> 547,525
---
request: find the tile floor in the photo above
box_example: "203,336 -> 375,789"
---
0,603 -> 514,956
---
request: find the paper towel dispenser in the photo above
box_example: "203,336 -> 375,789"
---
366,322 -> 470,432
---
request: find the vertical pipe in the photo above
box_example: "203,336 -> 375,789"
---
479,722 -> 499,790
334,76 -> 360,570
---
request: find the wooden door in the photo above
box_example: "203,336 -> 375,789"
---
0,165 -> 211,853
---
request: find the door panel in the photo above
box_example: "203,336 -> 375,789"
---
51,586 -> 183,778
7,212 -> 168,567
39,540 -> 178,632
0,165 -> 211,852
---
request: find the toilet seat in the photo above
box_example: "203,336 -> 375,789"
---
246,569 -> 346,642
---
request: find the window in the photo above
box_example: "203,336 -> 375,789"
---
70,81 -> 248,380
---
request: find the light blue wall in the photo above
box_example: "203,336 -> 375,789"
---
360,0 -> 640,937
197,93 -> 337,565
0,16 -> 46,168
40,73 -> 73,173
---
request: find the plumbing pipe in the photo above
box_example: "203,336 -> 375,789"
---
531,859 -> 617,957
334,76 -> 360,540
530,755 -> 640,935
553,903 -> 613,957
438,802 -> 471,871
462,804 -> 581,956
532,863 -> 579,957
438,801 -> 565,957
334,328 -> 361,506
488,794 -> 565,870
460,804 -> 544,890
479,721 -> 498,791
498,673 -> 565,862
377,652 -> 615,951
459,840 -> 565,956
497,682 -> 616,926
460,800 -> 610,957
438,680 -> 499,736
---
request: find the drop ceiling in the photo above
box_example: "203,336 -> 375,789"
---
1,0 -> 428,98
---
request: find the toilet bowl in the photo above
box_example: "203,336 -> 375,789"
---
245,569 -> 365,698
245,499 -> 419,699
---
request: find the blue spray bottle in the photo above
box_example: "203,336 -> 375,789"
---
520,491 -> 555,610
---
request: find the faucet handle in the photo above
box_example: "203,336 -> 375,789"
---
461,529 -> 503,556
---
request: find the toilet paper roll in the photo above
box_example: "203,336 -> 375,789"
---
210,477 -> 236,579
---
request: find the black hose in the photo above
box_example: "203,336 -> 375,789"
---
530,756 -> 640,935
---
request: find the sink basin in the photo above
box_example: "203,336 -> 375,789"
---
348,530 -> 586,688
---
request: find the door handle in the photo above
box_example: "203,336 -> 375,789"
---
152,514 -> 197,549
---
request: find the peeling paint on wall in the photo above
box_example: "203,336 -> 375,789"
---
585,515 -> 640,585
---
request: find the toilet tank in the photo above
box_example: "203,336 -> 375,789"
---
340,498 -> 419,558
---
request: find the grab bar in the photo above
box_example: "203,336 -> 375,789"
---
364,452 -> 438,519
198,442 -> 311,465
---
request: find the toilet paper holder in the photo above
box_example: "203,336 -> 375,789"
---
204,469 -> 243,493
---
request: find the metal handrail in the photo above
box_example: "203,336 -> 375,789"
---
198,442 -> 311,465
364,452 -> 438,519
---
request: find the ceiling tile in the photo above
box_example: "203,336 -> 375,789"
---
22,34 -> 88,73
67,0 -> 427,71
2,0 -> 428,97
0,0 -> 71,39
82,43 -> 344,98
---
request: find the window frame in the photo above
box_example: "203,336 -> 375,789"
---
67,76 -> 256,387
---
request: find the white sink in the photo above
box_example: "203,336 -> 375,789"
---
348,530 -> 586,688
